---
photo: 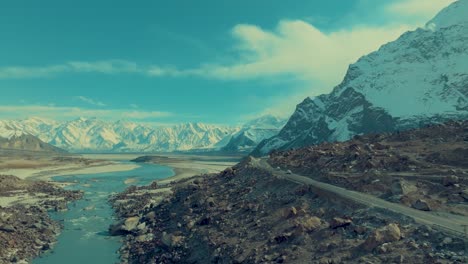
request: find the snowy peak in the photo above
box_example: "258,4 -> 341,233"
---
0,118 -> 242,153
222,115 -> 286,152
426,0 -> 468,30
252,1 -> 468,156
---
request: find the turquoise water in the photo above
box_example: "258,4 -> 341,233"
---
34,163 -> 174,264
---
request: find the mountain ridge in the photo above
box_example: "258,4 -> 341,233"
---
0,116 -> 282,153
252,0 -> 468,156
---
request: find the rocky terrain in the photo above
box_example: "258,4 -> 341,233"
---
110,153 -> 467,263
269,120 -> 468,217
253,0 -> 468,156
0,175 -> 82,263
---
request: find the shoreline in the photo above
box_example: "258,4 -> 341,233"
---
132,155 -> 240,185
0,161 -> 141,181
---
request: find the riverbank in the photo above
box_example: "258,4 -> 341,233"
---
34,163 -> 175,264
0,157 -> 140,181
130,154 -> 240,185
0,175 -> 82,263
0,153 -> 141,263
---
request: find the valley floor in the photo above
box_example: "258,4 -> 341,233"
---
0,151 -> 240,264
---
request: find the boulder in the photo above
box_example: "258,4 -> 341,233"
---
460,189 -> 468,201
0,224 -> 15,232
330,217 -> 352,229
284,207 -> 304,219
123,216 -> 140,232
109,216 -> 141,236
443,175 -> 459,186
362,223 -> 401,251
161,232 -> 184,247
296,216 -> 322,232
206,197 -> 216,207
391,180 -> 417,195
412,199 -> 432,211
145,211 -> 156,222
137,222 -> 146,231
136,233 -> 154,243
440,237 -> 453,246
288,207 -> 298,218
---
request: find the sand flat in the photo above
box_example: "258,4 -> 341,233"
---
0,160 -> 140,180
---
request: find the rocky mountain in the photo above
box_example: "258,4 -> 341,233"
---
0,121 -> 64,152
252,0 -> 468,156
222,115 -> 286,152
0,117 -> 243,153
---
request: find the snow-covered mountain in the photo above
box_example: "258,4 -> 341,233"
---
0,117 -> 242,153
252,0 -> 468,156
0,119 -> 65,152
222,115 -> 286,152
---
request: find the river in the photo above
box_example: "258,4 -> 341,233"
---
33,163 -> 174,264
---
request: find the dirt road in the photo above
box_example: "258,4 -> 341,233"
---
254,158 -> 468,237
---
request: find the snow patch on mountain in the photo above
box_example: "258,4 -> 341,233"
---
222,115 -> 286,152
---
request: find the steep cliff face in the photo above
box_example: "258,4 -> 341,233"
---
253,0 -> 468,156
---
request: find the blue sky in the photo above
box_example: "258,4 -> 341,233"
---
0,0 -> 454,125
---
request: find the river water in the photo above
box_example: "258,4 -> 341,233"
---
33,163 -> 174,264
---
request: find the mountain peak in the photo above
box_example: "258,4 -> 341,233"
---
426,0 -> 468,30
244,115 -> 286,129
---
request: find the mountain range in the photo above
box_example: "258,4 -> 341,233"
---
0,116 -> 284,153
252,0 -> 468,156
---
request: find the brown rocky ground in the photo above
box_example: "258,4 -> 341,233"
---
111,157 -> 467,263
269,121 -> 468,216
0,175 -> 82,263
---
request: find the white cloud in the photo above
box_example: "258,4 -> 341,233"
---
0,21 -> 415,89
76,96 -> 106,107
386,0 -> 455,19
0,105 -> 173,121
0,1 -> 454,109
0,65 -> 68,79
68,60 -> 138,74
200,21 -> 413,88
0,60 -> 140,79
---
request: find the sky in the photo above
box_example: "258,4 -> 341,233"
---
0,0 -> 455,125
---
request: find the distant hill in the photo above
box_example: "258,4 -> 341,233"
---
0,134 -> 66,153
